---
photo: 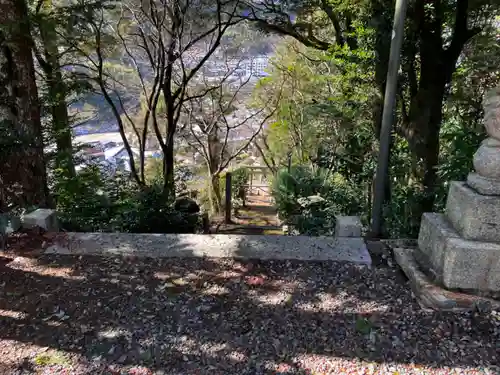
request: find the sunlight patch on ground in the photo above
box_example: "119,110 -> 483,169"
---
247,290 -> 291,305
267,279 -> 303,291
153,271 -> 181,280
0,309 -> 26,320
244,292 -> 395,314
33,350 -> 70,366
98,328 -> 130,340
293,354 -> 497,375
6,258 -> 85,281
0,341 -> 64,368
203,285 -> 231,295
218,270 -> 243,279
180,340 -> 248,364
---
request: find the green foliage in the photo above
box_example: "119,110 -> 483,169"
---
2,0 -> 497,239
192,172 -> 227,214
355,317 -> 373,335
193,169 -> 248,214
231,167 -> 249,208
144,158 -> 194,197
273,166 -> 327,219
175,165 -> 194,196
436,118 -> 486,210
54,166 -> 200,233
273,166 -> 365,235
256,13 -> 499,239
382,183 -> 427,239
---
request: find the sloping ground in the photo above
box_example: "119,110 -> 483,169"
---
0,255 -> 499,375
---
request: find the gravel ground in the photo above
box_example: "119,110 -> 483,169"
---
0,254 -> 499,375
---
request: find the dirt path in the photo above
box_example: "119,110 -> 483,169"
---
216,194 -> 282,235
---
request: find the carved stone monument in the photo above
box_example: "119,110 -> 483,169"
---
416,86 -> 500,293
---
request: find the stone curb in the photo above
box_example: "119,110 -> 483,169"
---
44,232 -> 372,264
394,247 -> 500,311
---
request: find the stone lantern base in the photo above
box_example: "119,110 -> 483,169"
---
416,181 -> 500,292
396,86 -> 500,306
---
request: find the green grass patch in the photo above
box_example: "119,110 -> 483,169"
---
34,351 -> 70,366
263,229 -> 283,235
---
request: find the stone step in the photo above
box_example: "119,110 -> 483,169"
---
45,232 -> 372,264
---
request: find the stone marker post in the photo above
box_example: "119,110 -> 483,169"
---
416,86 -> 500,293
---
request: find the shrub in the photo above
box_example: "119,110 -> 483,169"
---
54,165 -> 201,233
231,167 -> 250,208
272,166 -> 366,235
272,166 -> 329,219
194,173 -> 226,214
174,165 -> 194,196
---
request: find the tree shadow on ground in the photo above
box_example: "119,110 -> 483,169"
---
0,236 -> 498,374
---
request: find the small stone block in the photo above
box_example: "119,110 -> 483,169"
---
335,216 -> 362,237
417,213 -> 500,292
467,172 -> 500,196
446,181 -> 500,243
22,209 -> 58,231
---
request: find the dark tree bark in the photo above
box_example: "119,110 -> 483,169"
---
402,0 -> 479,213
35,2 -> 76,178
47,74 -> 75,178
207,130 -> 223,214
0,0 -> 49,210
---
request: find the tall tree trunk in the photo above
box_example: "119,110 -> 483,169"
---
209,173 -> 223,215
163,130 -> 175,196
0,0 -> 49,210
162,78 -> 176,196
45,68 -> 75,177
38,2 -> 75,178
161,1 -> 180,197
403,0 -> 477,215
207,131 -> 223,214
406,76 -> 446,214
369,4 -> 393,232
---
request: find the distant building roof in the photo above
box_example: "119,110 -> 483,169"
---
104,145 -> 126,159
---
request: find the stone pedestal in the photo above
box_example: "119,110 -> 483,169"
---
415,87 -> 500,293
418,212 -> 500,291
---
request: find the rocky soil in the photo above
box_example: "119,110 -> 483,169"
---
0,253 -> 499,375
